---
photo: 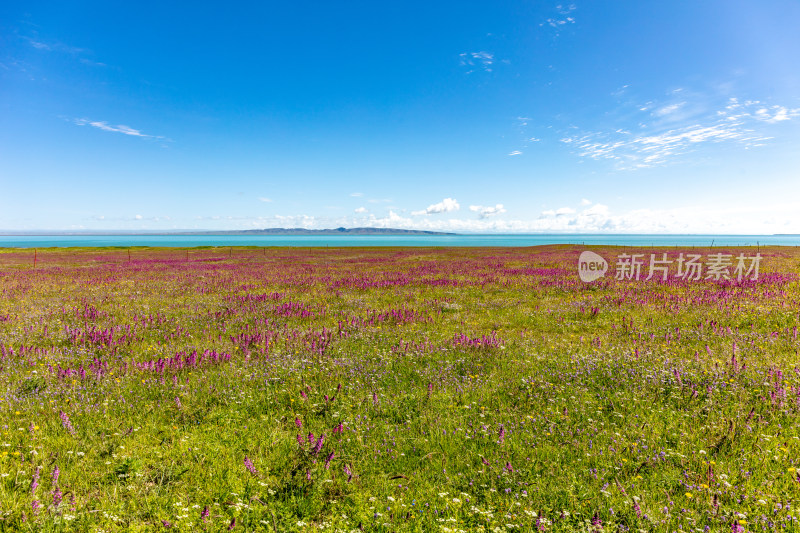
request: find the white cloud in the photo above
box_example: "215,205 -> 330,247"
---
542,4 -> 577,31
412,198 -> 460,216
751,105 -> 798,123
134,214 -> 143,220
350,192 -> 364,197
508,150 -> 522,156
469,204 -> 506,219
581,198 -> 592,206
354,207 -> 368,214
89,199 -> 800,234
258,197 -> 272,203
459,51 -> 495,73
29,40 -> 51,50
25,37 -> 85,55
561,95 -> 797,170
654,102 -> 685,116
73,118 -> 168,141
542,207 -> 578,216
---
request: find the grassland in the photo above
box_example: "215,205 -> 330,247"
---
1,245 -> 799,532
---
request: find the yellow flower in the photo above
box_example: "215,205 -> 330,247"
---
685,492 -> 693,498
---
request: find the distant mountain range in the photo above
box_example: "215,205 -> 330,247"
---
0,227 -> 456,236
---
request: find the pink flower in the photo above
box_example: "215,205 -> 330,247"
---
243,456 -> 258,476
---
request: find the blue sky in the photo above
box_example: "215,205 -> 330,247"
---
2,1 -> 799,233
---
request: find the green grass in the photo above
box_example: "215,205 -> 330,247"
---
0,245 -> 798,532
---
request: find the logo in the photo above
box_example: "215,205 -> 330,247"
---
578,251 -> 608,282
577,250 -> 762,282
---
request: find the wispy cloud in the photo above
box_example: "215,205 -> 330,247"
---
654,102 -> 685,117
73,118 -> 169,142
354,207 -> 368,214
24,36 -> 108,68
541,4 -> 577,33
469,204 -> 506,219
541,206 -> 576,216
727,98 -> 800,124
561,95 -> 797,170
25,37 -> 86,55
349,192 -> 364,197
411,198 -> 460,215
459,51 -> 495,74
507,116 -> 543,156
258,197 -> 272,203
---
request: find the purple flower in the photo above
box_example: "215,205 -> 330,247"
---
295,417 -> 302,428
244,456 -> 258,476
59,411 -> 76,436
312,434 -> 325,455
52,486 -> 63,507
30,467 -> 41,495
325,451 -> 335,469
498,425 -> 506,444
52,465 -> 60,485
200,506 -> 210,521
228,517 -> 236,530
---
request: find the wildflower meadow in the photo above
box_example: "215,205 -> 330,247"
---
1,245 -> 799,532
